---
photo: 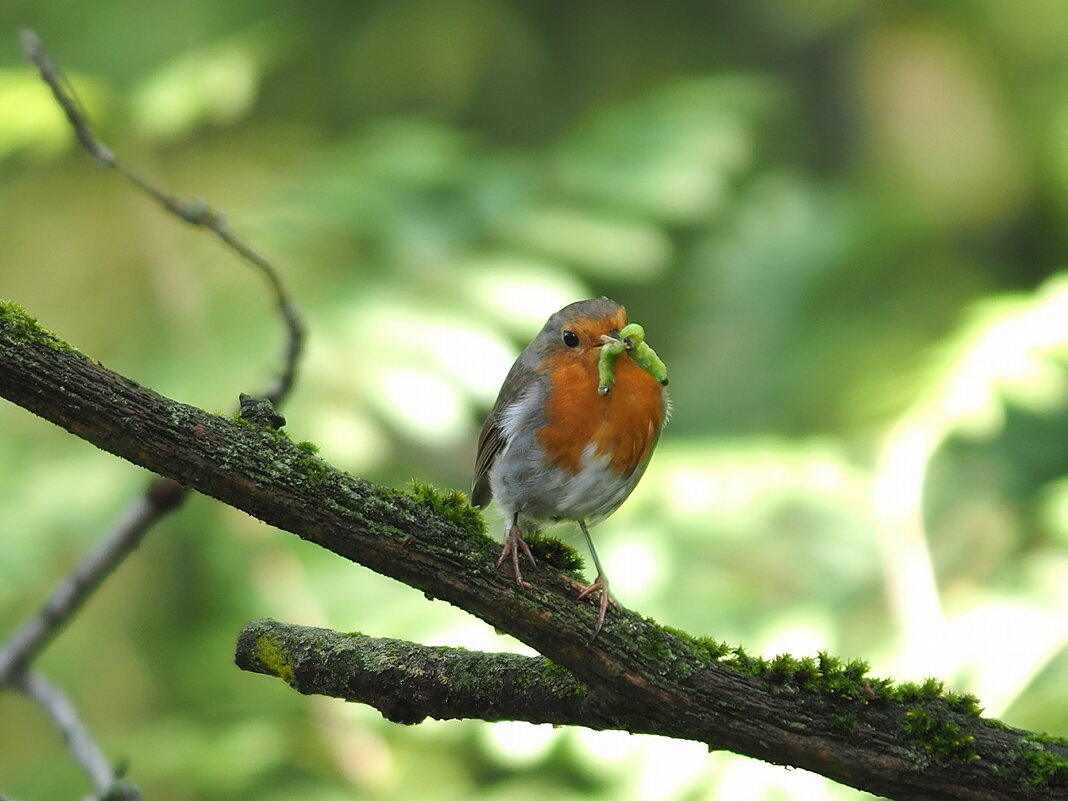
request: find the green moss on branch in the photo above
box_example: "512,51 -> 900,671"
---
0,299 -> 80,355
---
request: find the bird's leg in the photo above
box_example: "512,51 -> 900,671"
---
496,512 -> 536,587
575,519 -> 618,638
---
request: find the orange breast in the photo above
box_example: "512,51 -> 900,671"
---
536,349 -> 665,477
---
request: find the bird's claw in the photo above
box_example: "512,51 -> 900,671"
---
576,576 -> 618,640
497,523 -> 536,587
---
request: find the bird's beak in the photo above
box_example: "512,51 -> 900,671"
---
601,331 -> 636,350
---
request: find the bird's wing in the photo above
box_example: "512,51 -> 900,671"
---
471,417 -> 504,508
471,356 -> 540,508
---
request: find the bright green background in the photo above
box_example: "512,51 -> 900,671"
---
4,2 -> 1068,799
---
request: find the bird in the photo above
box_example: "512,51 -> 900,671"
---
471,297 -> 669,637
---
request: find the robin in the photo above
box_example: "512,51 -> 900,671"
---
472,297 -> 669,637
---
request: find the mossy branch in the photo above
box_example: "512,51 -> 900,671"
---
2,300 -> 1068,801
237,619 -> 594,727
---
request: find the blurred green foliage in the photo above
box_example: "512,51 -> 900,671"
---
4,1 -> 1068,799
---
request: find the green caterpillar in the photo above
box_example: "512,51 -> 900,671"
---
597,322 -> 669,396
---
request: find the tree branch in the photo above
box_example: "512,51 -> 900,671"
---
237,619 -> 596,727
2,302 -> 1067,800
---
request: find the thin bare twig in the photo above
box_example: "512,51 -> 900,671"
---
0,31 -> 306,677
0,484 -> 184,683
19,27 -> 305,402
1,29 -> 307,800
1,29 -> 305,677
15,672 -> 144,801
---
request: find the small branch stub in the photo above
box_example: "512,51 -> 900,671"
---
238,394 -> 286,430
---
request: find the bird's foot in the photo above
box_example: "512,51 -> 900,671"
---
496,522 -> 536,587
576,575 -> 618,639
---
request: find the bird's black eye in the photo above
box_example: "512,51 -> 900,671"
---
561,330 -> 580,348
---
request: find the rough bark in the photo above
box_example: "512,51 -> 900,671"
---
2,300 -> 1067,801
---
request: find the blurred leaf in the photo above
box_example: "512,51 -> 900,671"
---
130,37 -> 263,139
503,204 -> 671,279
